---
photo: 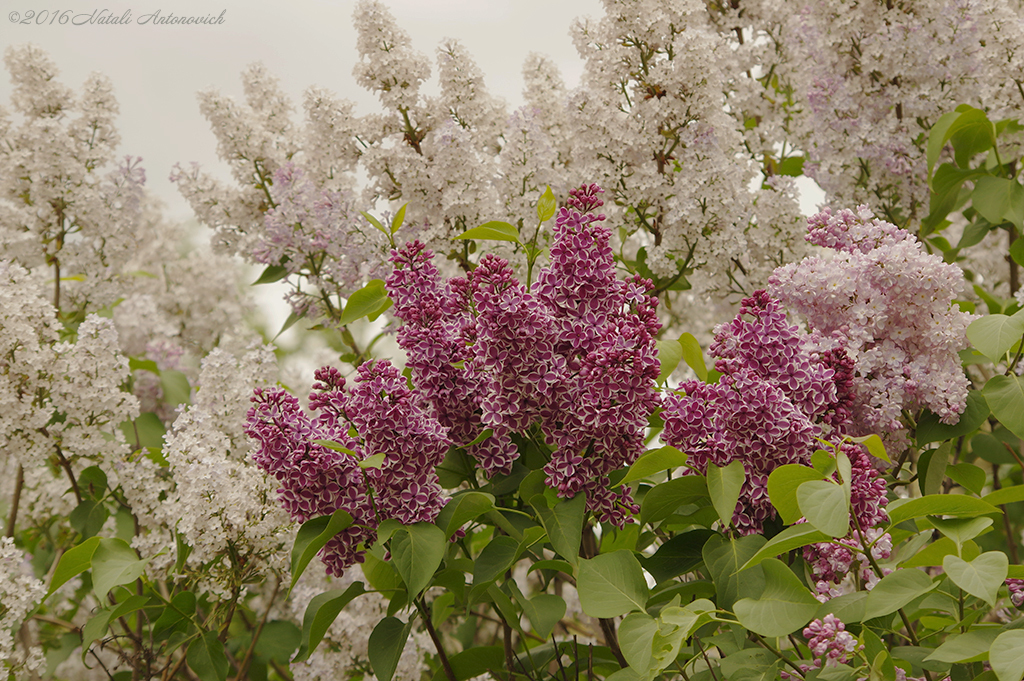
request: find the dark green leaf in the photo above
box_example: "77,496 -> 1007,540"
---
290,510 -> 354,589
916,391 -> 990,445
70,500 -> 109,540
186,630 -> 229,681
473,536 -> 519,585
368,617 -> 415,681
641,476 -> 709,526
391,523 -> 446,596
534,492 -> 586,566
641,529 -> 717,583
435,491 -> 495,539
429,646 -> 504,681
293,582 -> 366,662
702,534 -> 767,611
520,593 -> 565,640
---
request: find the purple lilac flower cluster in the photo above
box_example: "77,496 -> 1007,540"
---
661,291 -> 851,534
245,360 -> 449,575
804,527 -> 892,601
804,615 -> 858,667
1007,579 -> 1024,608
769,206 -> 972,448
386,183 -> 661,526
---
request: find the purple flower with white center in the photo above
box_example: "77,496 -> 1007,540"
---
1007,579 -> 1024,608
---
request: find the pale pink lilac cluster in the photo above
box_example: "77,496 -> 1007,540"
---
246,360 -> 449,574
804,615 -> 858,667
661,290 -> 849,534
386,184 -> 661,526
805,527 -> 893,602
769,206 -> 973,449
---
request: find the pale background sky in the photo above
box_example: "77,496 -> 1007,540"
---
0,0 -> 607,221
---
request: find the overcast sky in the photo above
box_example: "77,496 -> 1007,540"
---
0,0 -> 604,221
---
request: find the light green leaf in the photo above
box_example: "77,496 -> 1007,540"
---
707,460 -> 745,527
534,493 -> 586,567
968,313 -> 1024,364
160,369 -> 191,408
92,538 -> 148,599
391,523 -> 446,597
973,176 -> 1024,231
849,434 -> 892,463
435,491 -> 495,539
924,629 -> 1000,664
186,630 -> 229,681
928,516 -> 993,550
656,339 -> 684,384
391,203 -> 408,234
946,462 -> 987,496
577,550 -> 650,618
290,510 -> 354,589
733,559 -> 820,637
537,186 -> 557,223
943,551 -> 1008,606
679,333 -> 708,382
455,221 -> 522,243
984,374 -> 1024,441
927,111 -> 963,176
521,594 -> 566,640
703,534 -> 767,611
252,264 -> 289,285
368,617 -> 414,681
990,630 -> 1024,681
340,280 -> 391,326
767,464 -> 826,524
797,480 -> 850,537
619,612 -> 657,672
362,211 -> 391,240
618,446 -> 688,486
741,524 -> 832,571
886,495 -> 1001,525
359,453 -> 386,469
983,484 -> 1024,506
293,582 -> 366,662
863,569 -> 938,620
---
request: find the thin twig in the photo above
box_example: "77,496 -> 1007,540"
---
5,464 -> 24,537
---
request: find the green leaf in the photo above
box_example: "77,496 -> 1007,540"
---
886,495 -> 1001,525
70,500 -> 109,540
186,630 -> 229,681
968,313 -> 1024,364
473,536 -> 519,585
679,333 -> 708,382
656,339 -> 684,384
927,111 -> 963,176
92,538 -> 148,599
429,647 -> 504,681
455,221 -> 522,243
707,460 -> 745,528
797,480 -> 850,537
984,374 -> 1024,440
359,452 -> 386,469
362,211 -> 391,240
619,612 -> 658,672
391,203 -> 408,233
391,523 -> 446,597
815,591 -> 868,624
920,441 -> 954,498
928,516 -> 993,550
733,558 -> 820,637
916,391 -> 990,445
435,491 -> 495,539
537,186 -> 557,223
160,369 -> 191,407
534,492 -> 586,567
925,629 -> 1000,664
254,620 -> 302,663
768,464 -> 826,524
521,594 -> 565,640
618,446 -> 688,486
972,432 -> 1019,465
78,466 -> 108,499
641,529 -> 717,583
640,476 -> 709,526
293,582 -> 366,662
990,630 -> 1024,681
943,551 -> 1008,606
863,569 -> 938,620
945,463 -> 987,496
983,484 -> 1024,506
368,617 -> 415,681
252,264 -> 289,285
703,534 -> 767,611
152,591 -> 196,637
740,524 -> 831,571
777,156 -> 805,177
577,550 -> 650,618
81,611 -> 113,659
849,434 -> 892,463
340,280 -> 391,326
290,510 -> 354,589
973,176 -> 1024,231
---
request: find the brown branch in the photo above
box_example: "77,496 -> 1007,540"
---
5,464 -> 24,537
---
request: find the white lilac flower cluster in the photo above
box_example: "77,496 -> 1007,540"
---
0,537 -> 46,676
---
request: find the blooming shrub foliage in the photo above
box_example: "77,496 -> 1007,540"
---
6,3 -> 1024,681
